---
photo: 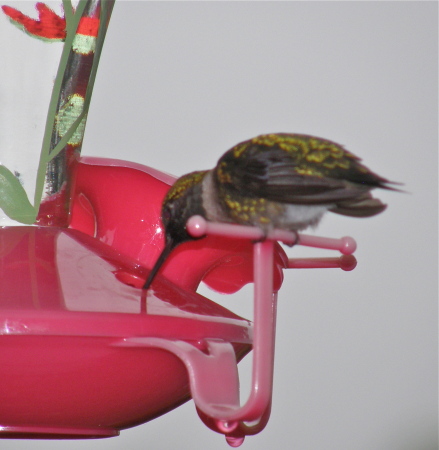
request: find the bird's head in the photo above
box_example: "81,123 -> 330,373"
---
143,170 -> 207,290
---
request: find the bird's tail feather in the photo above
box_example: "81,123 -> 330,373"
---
330,194 -> 387,217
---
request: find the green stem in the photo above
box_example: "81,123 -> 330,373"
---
62,0 -> 73,26
33,0 -> 88,209
49,0 -> 114,161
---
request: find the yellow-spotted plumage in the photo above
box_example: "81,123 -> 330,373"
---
143,133 -> 398,289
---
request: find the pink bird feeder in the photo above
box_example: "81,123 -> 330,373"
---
0,156 -> 357,445
0,1 -> 357,446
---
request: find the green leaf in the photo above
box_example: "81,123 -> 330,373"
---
0,166 -> 37,224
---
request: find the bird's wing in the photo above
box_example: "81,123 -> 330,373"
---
215,134 -> 393,205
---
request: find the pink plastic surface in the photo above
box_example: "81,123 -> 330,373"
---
0,157 -> 357,445
71,158 -> 288,293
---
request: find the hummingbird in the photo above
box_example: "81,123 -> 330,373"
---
143,133 -> 398,290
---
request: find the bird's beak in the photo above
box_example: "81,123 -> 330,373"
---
142,239 -> 176,290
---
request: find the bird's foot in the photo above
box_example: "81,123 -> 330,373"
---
283,230 -> 300,247
252,229 -> 299,246
251,233 -> 267,245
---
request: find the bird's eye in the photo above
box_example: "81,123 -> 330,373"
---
162,206 -> 171,223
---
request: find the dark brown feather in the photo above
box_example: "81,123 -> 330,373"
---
216,134 -> 396,206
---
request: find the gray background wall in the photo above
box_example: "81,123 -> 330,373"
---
2,1 -> 437,449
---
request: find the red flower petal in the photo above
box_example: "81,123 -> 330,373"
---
2,2 -> 66,40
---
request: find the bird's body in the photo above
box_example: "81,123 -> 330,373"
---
143,133 -> 397,289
